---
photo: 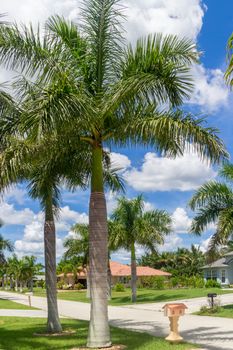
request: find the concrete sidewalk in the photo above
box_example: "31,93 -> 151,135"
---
1,291 -> 233,350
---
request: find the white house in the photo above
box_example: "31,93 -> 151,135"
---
202,251 -> 233,285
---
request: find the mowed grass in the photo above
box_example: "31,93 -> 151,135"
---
0,317 -> 199,350
32,287 -> 233,305
196,304 -> 233,318
0,298 -> 36,310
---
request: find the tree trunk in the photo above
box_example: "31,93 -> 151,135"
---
87,146 -> 111,348
86,267 -> 90,299
30,279 -> 33,293
131,242 -> 137,303
10,277 -> 13,290
19,281 -> 23,293
44,199 -> 62,333
107,259 -> 112,300
15,279 -> 18,292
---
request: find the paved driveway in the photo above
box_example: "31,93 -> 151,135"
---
1,291 -> 233,350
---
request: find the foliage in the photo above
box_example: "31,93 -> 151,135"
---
199,304 -> 222,314
114,283 -> 125,292
138,276 -> 165,290
189,163 -> 233,254
139,245 -> 205,278
205,279 -> 221,288
74,283 -> 84,290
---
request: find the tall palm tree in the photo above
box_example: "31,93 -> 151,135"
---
0,1 -> 228,345
109,195 -> 172,302
189,163 -> 233,253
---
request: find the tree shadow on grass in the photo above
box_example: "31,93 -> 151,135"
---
0,317 -> 187,350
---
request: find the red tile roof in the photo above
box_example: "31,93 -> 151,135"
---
110,261 -> 171,277
57,261 -> 171,278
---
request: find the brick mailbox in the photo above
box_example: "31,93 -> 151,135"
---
163,303 -> 188,343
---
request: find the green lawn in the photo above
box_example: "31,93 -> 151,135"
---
0,317 -> 198,350
31,287 -> 233,305
196,304 -> 233,318
0,298 -> 36,310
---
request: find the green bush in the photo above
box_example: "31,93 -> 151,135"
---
170,277 -> 180,288
114,283 -> 125,292
74,283 -> 83,290
57,280 -> 64,290
205,279 -> 221,288
199,304 -> 222,314
152,276 -> 165,290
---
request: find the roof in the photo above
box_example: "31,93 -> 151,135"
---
224,251 -> 233,257
58,261 -> 171,278
202,257 -> 229,269
163,303 -> 187,310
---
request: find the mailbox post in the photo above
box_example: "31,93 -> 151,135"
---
163,303 -> 187,343
207,293 -> 217,308
25,292 -> 33,307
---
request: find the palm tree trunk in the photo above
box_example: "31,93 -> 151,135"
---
44,199 -> 62,333
87,145 -> 111,348
107,259 -> 112,300
131,242 -> 137,303
15,278 -> 18,292
86,266 -> 90,299
19,281 -> 23,293
30,279 -> 33,293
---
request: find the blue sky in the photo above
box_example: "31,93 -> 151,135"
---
1,0 -> 233,263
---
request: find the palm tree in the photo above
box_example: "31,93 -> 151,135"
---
109,195 -> 172,302
0,233 -> 14,265
189,163 -> 233,253
225,33 -> 233,85
23,256 -> 43,292
7,254 -> 21,291
64,224 -> 89,265
0,2 -> 228,345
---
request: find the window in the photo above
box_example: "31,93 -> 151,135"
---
222,270 -> 226,283
211,270 -> 217,281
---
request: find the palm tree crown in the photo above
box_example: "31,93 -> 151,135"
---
109,195 -> 172,301
189,163 -> 233,252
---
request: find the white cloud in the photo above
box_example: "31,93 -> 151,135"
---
172,207 -> 192,233
160,233 -> 184,251
125,150 -> 216,192
0,203 -> 35,225
4,187 -> 27,205
13,204 -> 88,258
110,152 -> 131,172
123,0 -> 205,43
198,236 -> 211,253
191,65 -> 229,112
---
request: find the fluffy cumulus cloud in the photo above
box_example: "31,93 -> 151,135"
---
0,203 -> 35,225
12,204 -> 88,258
110,152 -> 131,172
160,233 -> 184,252
172,207 -> 192,233
191,65 -> 229,112
125,150 -> 216,192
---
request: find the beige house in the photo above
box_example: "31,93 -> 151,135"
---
57,261 -> 171,288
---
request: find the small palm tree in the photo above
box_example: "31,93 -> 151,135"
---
23,256 -> 43,292
0,232 -> 14,265
64,224 -> 89,266
189,163 -> 233,253
109,195 -> 172,302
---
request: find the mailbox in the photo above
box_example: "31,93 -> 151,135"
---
163,303 -> 188,343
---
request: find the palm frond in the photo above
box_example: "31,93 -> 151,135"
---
225,32 -> 233,86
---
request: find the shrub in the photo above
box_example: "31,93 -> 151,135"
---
114,283 -> 125,292
170,277 -> 180,288
199,304 -> 222,314
152,276 -> 165,290
57,281 -> 64,290
205,279 -> 221,288
74,283 -> 83,290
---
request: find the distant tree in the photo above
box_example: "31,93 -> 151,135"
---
109,195 -> 172,302
189,163 -> 233,254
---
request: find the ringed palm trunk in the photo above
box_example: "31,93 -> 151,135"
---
15,278 -> 18,292
87,145 -> 111,348
107,259 -> 112,300
131,242 -> 137,303
44,199 -> 62,333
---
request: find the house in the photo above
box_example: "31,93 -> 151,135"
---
57,261 -> 171,288
202,251 -> 233,285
